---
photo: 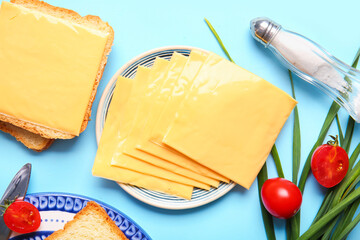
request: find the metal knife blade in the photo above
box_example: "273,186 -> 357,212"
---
0,163 -> 32,240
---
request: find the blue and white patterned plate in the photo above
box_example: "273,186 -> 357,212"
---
96,45 -> 236,210
8,192 -> 151,240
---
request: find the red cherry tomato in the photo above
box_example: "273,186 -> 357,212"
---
311,135 -> 349,188
261,178 -> 302,219
3,200 -> 41,233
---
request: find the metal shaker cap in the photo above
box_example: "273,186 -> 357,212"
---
250,17 -> 281,47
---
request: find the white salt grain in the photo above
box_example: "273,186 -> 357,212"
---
271,30 -> 348,93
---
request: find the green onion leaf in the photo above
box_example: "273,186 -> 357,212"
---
204,18 -> 234,63
298,187 -> 360,240
310,218 -> 338,240
289,70 -> 301,185
336,200 -> 360,240
257,163 -> 276,240
321,218 -> 338,240
351,48 -> 360,68
286,70 -> 301,240
335,114 -> 344,146
271,145 -> 285,179
330,199 -> 360,240
286,213 -> 300,240
342,116 -> 355,153
312,191 -> 334,224
349,143 -> 360,170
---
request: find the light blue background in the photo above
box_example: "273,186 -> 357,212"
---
0,0 -> 359,239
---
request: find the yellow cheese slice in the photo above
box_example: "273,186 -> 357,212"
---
136,52 -> 230,183
93,74 -> 192,199
105,58 -> 210,190
136,52 -> 188,150
150,50 -> 209,143
121,57 -> 170,156
123,148 -> 219,187
163,56 -> 297,189
0,2 -> 109,135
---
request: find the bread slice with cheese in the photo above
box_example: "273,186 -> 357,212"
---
0,121 -> 54,152
0,0 -> 114,139
46,201 -> 128,240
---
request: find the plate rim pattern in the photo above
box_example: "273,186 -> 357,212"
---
9,192 -> 151,240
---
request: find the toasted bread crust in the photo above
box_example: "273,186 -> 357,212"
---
0,113 -> 73,139
0,121 -> 54,152
46,201 -> 128,240
0,0 -> 115,139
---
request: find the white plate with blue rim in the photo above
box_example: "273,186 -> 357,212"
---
8,192 -> 151,240
95,45 -> 236,210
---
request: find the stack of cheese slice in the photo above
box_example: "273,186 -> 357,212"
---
93,50 -> 297,199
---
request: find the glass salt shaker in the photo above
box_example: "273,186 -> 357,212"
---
250,17 -> 360,122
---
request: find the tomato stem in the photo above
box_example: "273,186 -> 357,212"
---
327,135 -> 339,147
0,205 -> 6,215
0,199 -> 15,216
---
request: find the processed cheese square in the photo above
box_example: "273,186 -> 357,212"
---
136,52 -> 188,152
163,56 -> 297,189
0,2 -> 109,136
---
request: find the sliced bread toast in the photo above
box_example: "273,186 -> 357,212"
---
0,0 -> 114,139
0,121 -> 54,152
45,201 -> 128,240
